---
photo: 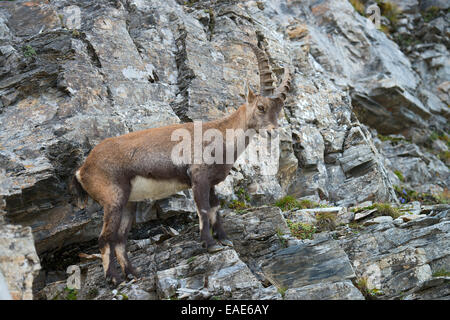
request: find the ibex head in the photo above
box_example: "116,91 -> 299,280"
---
244,42 -> 291,134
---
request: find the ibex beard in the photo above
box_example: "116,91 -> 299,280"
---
73,42 -> 291,285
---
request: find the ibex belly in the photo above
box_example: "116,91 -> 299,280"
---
128,176 -> 189,202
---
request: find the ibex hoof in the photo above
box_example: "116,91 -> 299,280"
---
207,244 -> 225,253
219,239 -> 233,247
106,274 -> 122,287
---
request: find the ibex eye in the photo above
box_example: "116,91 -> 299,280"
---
257,105 -> 265,112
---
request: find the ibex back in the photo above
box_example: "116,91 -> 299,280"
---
73,42 -> 291,285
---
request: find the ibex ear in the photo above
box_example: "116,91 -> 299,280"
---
246,81 -> 257,104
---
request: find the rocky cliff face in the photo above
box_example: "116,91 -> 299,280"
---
0,0 -> 448,300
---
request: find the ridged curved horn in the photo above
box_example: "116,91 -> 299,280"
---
274,66 -> 291,102
244,41 -> 275,96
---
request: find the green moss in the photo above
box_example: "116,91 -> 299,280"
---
228,200 -> 249,212
286,220 -> 316,240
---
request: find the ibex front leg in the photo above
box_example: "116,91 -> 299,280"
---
191,180 -> 223,253
209,187 -> 233,247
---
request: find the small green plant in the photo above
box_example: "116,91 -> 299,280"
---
228,187 -> 252,212
187,256 -> 196,264
394,185 -> 449,205
64,287 -> 78,300
394,170 -> 405,182
72,29 -> 80,37
277,286 -> 288,298
236,187 -> 251,203
86,288 -> 99,299
430,131 -> 439,141
287,220 -> 316,240
355,278 -> 383,299
432,269 -> 450,277
22,45 -> 36,57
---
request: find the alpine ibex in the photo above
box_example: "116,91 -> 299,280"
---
73,41 -> 291,285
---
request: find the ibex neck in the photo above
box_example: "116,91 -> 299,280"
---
218,104 -> 248,132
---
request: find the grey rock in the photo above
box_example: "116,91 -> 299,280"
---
0,223 -> 41,300
262,238 -> 356,289
284,280 -> 365,300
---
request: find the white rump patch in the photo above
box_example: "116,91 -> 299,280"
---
128,176 -> 189,202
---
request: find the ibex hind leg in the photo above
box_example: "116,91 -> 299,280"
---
115,202 -> 138,280
97,183 -> 130,286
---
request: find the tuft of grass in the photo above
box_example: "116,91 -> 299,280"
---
315,211 -> 337,232
432,269 -> 450,277
278,286 -> 288,298
422,6 -> 441,22
276,228 -> 288,248
256,1 -> 265,10
286,220 -> 316,240
376,0 -> 401,26
437,150 -> 450,164
274,195 -> 299,211
377,134 -> 409,144
394,170 -> 405,182
274,196 -> 318,211
349,0 -> 366,16
373,203 -> 401,219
